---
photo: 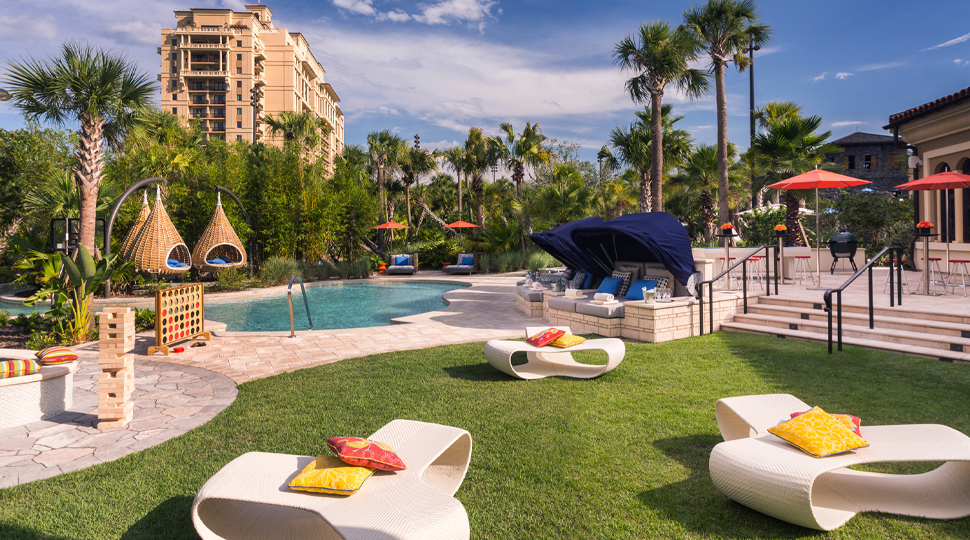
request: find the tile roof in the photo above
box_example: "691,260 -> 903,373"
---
886,86 -> 970,127
831,132 -> 898,146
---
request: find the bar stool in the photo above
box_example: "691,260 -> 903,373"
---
747,256 -> 766,290
944,259 -> 970,297
717,257 -> 739,289
792,256 -> 816,286
916,257 -> 945,295
882,258 -> 909,293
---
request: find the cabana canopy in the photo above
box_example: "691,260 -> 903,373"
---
127,186 -> 192,275
192,192 -> 247,273
570,212 -> 695,285
529,216 -> 606,272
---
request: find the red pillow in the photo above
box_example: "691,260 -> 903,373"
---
327,437 -> 407,471
791,411 -> 862,436
526,328 -> 565,347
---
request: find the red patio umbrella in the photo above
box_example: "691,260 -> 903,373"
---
444,221 -> 479,250
895,171 -> 970,271
373,221 -> 408,253
766,170 -> 872,286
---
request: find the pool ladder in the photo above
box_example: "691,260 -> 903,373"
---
288,275 -> 313,337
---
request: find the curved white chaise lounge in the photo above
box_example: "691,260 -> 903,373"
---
483,326 -> 624,380
192,419 -> 473,540
710,394 -> 970,530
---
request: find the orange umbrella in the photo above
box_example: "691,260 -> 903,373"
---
766,170 -> 872,286
443,221 -> 479,228
373,221 -> 408,254
895,171 -> 970,270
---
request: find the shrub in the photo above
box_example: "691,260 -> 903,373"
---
134,308 -> 156,332
334,258 -> 371,279
0,310 -> 9,328
260,257 -> 301,286
12,312 -> 44,334
478,253 -> 491,274
493,251 -> 519,273
212,267 -> 248,292
737,206 -> 787,246
527,251 -> 557,272
26,330 -> 57,350
415,240 -> 459,268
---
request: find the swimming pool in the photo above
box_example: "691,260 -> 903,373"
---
204,282 -> 464,332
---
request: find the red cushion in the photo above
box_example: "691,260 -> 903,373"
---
37,347 -> 78,365
791,411 -> 861,436
327,436 -> 407,471
526,328 -> 565,347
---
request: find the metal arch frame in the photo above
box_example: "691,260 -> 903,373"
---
214,185 -> 254,278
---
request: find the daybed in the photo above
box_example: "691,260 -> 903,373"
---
483,326 -> 624,380
0,355 -> 76,430
709,394 -> 970,530
386,253 -> 418,275
443,253 -> 478,275
192,419 -> 473,540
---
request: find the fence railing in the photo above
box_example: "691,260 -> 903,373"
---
695,245 -> 780,336
822,246 -> 903,353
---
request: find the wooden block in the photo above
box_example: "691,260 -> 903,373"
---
98,400 -> 134,420
102,307 -> 132,315
99,353 -> 134,371
97,418 -> 130,430
100,336 -> 135,344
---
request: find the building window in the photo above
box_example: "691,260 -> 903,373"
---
888,154 -> 900,169
237,67 -> 242,74
236,40 -> 242,47
172,67 -> 177,73
172,93 -> 177,101
237,94 -> 243,101
236,80 -> 242,87
172,80 -> 178,88
237,122 -> 243,128
844,155 -> 855,170
236,54 -> 242,61
171,53 -> 177,60
236,108 -> 242,115
237,135 -> 242,140
172,107 -> 177,115
172,39 -> 177,45
864,155 -> 876,169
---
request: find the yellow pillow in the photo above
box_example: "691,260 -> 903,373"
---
288,455 -> 375,496
550,334 -> 586,348
768,406 -> 869,458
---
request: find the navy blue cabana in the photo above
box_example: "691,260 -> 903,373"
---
528,216 -> 606,273
570,212 -> 695,285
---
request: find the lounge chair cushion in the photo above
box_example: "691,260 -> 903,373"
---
394,255 -> 410,266
625,279 -> 657,300
791,411 -> 862,436
551,334 -> 586,348
287,455 -> 375,496
38,347 -> 78,365
582,272 -> 594,289
450,264 -> 474,269
388,265 -> 414,271
566,270 -> 587,289
642,274 -> 669,291
546,297 -> 578,312
517,287 -> 543,302
610,270 -> 634,297
0,358 -> 41,379
596,277 -> 622,296
768,407 -> 868,458
459,255 -> 474,266
576,301 -> 626,319
526,328 -> 565,347
327,436 -> 407,471
167,259 -> 188,268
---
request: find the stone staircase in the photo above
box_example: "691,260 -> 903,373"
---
720,295 -> 970,364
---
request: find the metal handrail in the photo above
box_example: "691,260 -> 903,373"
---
821,246 -> 903,354
287,275 -> 313,337
696,245 -> 780,336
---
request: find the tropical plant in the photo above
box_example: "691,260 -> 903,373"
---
683,0 -> 770,227
366,130 -> 406,225
477,253 -> 491,274
669,144 -> 746,240
3,42 -> 155,253
133,307 -> 156,332
26,330 -> 57,350
438,146 -> 468,219
398,143 -> 437,238
259,257 -> 301,287
499,122 -> 551,252
535,165 -> 593,226
212,266 -> 248,292
265,111 -> 332,156
613,21 -> 710,212
14,250 -> 63,289
463,127 -> 505,230
0,310 -> 9,329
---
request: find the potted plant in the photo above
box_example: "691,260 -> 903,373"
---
916,221 -> 934,235
774,224 -> 787,238
720,223 -> 736,236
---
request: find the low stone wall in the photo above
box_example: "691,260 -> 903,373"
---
544,293 -> 747,342
516,294 -> 544,318
0,362 -> 76,430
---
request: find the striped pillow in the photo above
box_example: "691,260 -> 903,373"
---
611,270 -> 634,298
37,347 -> 78,365
0,359 -> 41,379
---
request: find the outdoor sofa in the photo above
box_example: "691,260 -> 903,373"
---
385,253 -> 418,275
443,253 -> 479,274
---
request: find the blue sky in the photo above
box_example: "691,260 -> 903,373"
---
2,0 -> 970,162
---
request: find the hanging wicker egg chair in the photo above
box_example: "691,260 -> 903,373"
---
191,192 -> 247,274
120,190 -> 151,261
128,186 -> 192,275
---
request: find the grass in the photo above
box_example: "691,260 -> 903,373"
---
2,333 -> 970,539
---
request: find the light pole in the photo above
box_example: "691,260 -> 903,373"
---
749,37 -> 761,208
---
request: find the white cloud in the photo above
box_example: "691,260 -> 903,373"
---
413,0 -> 497,27
831,121 -> 867,127
956,59 -> 970,67
692,125 -> 715,129
922,31 -> 970,51
332,0 -> 377,16
835,72 -> 853,79
383,10 -> 411,22
858,61 -> 904,72
812,72 -> 827,81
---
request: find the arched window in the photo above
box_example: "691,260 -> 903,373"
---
936,162 -> 951,173
960,157 -> 970,174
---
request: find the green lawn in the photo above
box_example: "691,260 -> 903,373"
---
2,333 -> 969,539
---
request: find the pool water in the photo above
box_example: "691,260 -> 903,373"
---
204,282 -> 463,332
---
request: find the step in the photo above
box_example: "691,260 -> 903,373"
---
745,303 -> 970,340
755,295 -> 970,326
732,313 -> 970,354
721,321 -> 970,364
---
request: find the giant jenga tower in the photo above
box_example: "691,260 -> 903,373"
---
98,308 -> 135,429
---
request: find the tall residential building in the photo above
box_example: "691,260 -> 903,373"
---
159,4 -> 344,170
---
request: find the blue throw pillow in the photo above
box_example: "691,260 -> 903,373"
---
460,255 -> 474,266
625,279 -> 658,300
394,255 -> 409,266
582,272 -> 594,289
596,276 -> 623,296
167,259 -> 185,268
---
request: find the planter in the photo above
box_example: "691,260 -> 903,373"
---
917,227 -> 933,236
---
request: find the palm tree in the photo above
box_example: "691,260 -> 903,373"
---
366,130 -> 406,222
398,144 -> 437,239
669,144 -> 745,241
439,146 -> 468,219
464,127 -> 504,230
265,111 -> 331,157
536,165 -> 593,226
613,21 -> 710,212
499,122 -> 551,252
750,115 -> 842,245
754,100 -> 802,131
683,0 -> 770,228
3,43 -> 154,253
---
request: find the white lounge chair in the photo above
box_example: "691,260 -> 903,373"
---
709,394 -> 970,530
192,419 -> 473,540
483,326 -> 624,380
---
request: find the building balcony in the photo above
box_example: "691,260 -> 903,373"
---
253,72 -> 266,86
193,112 -> 209,118
184,42 -> 229,50
174,26 -> 236,35
188,85 -> 227,92
212,98 -> 226,104
192,99 -> 210,105
212,126 -> 226,132
254,48 -> 266,60
181,69 -> 229,78
191,56 -> 221,63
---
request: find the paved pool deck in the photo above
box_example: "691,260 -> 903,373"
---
1,272 -> 537,486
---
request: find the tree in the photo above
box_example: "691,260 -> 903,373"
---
499,122 -> 551,252
669,144 -> 746,241
463,127 -> 503,230
438,146 -> 468,219
613,21 -> 710,212
398,143 -> 437,239
535,165 -> 592,226
683,0 -> 770,227
365,130 -> 406,247
3,43 -> 154,253
265,111 -> 331,149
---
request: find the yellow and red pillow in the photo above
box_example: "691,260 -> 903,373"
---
550,334 -> 586,348
769,406 -> 868,458
327,436 -> 407,471
526,328 -> 566,347
0,359 -> 41,379
288,455 -> 375,496
791,410 -> 861,436
35,346 -> 78,365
